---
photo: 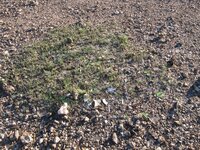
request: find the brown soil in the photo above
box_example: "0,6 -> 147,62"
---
0,0 -> 200,149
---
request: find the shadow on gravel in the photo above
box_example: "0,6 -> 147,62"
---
0,82 -> 8,98
186,78 -> 200,98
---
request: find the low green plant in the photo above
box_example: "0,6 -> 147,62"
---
138,112 -> 149,121
155,91 -> 165,98
1,25 -> 149,105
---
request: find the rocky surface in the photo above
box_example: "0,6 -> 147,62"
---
0,0 -> 200,149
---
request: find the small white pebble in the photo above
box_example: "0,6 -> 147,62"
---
84,117 -> 90,122
3,51 -> 9,57
14,130 -> 20,139
39,138 -> 44,144
156,147 -> 162,150
54,136 -> 60,143
49,127 -> 54,133
102,99 -> 108,105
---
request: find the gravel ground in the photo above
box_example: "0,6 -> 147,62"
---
0,0 -> 200,149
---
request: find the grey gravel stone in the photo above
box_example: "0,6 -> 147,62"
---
112,132 -> 118,144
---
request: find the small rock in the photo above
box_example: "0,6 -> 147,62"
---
54,136 -> 60,143
39,138 -> 44,144
104,120 -> 108,124
118,123 -> 124,131
3,51 -> 9,57
14,130 -> 20,140
49,127 -> 54,133
112,132 -> 118,144
51,144 -> 57,148
174,120 -> 182,126
25,115 -> 29,120
54,120 -> 59,124
142,146 -> 147,150
102,99 -> 108,106
63,115 -> 68,121
183,82 -> 189,87
57,103 -> 69,115
84,117 -> 90,122
112,10 -> 120,15
156,147 -> 162,150
20,133 -> 33,144
93,100 -> 101,108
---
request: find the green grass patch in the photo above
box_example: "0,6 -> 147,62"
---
2,25 -> 148,105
